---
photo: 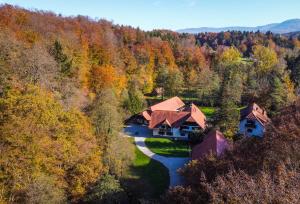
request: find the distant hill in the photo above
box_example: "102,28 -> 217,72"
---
177,19 -> 300,34
283,31 -> 300,38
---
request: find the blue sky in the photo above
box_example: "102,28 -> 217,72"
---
1,0 -> 300,31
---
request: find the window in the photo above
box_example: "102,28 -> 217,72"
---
166,132 -> 173,136
180,125 -> 188,130
246,120 -> 256,128
247,129 -> 253,133
246,120 -> 255,124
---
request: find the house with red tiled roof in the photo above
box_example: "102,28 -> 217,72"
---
238,103 -> 270,137
140,97 -> 207,139
192,130 -> 229,160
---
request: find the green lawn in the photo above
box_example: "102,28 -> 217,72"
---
199,106 -> 246,119
199,106 -> 217,119
121,138 -> 169,200
145,138 -> 190,157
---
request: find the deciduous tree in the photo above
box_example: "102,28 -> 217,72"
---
0,86 -> 103,202
253,45 -> 278,74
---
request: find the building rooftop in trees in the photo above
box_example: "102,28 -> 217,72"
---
142,97 -> 207,129
149,96 -> 185,111
240,103 -> 270,126
192,130 -> 229,160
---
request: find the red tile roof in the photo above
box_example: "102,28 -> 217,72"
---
190,104 -> 206,129
192,130 -> 229,160
162,118 -> 172,127
141,110 -> 151,121
149,110 -> 190,129
150,96 -> 185,111
140,97 -> 207,129
148,104 -> 207,129
240,103 -> 270,126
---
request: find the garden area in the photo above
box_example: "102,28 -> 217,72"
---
145,138 -> 190,157
121,139 -> 169,201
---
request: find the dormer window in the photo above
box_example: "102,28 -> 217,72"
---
246,120 -> 256,128
246,119 -> 255,124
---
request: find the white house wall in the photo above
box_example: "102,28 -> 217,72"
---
152,127 -> 188,138
153,128 -> 160,136
239,119 -> 264,137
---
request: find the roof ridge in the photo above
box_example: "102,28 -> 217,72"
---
150,96 -> 185,111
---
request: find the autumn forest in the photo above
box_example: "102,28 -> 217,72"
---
1,4 -> 300,204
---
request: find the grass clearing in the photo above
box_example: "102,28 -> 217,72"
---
145,138 -> 190,157
121,138 -> 169,200
199,106 -> 217,118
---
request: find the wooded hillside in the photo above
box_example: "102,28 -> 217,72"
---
0,4 -> 300,203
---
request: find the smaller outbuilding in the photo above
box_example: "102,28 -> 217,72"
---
239,103 -> 270,137
191,130 -> 229,160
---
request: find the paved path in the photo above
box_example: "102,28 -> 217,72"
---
134,137 -> 190,187
124,125 -> 190,187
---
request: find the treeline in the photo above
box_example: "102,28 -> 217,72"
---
194,30 -> 300,55
0,4 -> 299,203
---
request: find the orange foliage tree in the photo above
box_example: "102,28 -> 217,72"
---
90,64 -> 127,96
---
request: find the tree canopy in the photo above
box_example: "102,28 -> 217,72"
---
0,4 -> 299,203
0,86 -> 103,202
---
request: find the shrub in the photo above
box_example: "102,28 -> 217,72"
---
84,174 -> 128,204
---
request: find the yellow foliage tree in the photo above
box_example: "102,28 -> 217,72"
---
283,74 -> 297,103
219,46 -> 242,65
78,35 -> 91,93
115,74 -> 127,96
187,68 -> 199,88
142,51 -> 155,93
253,45 -> 278,73
0,86 -> 103,202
